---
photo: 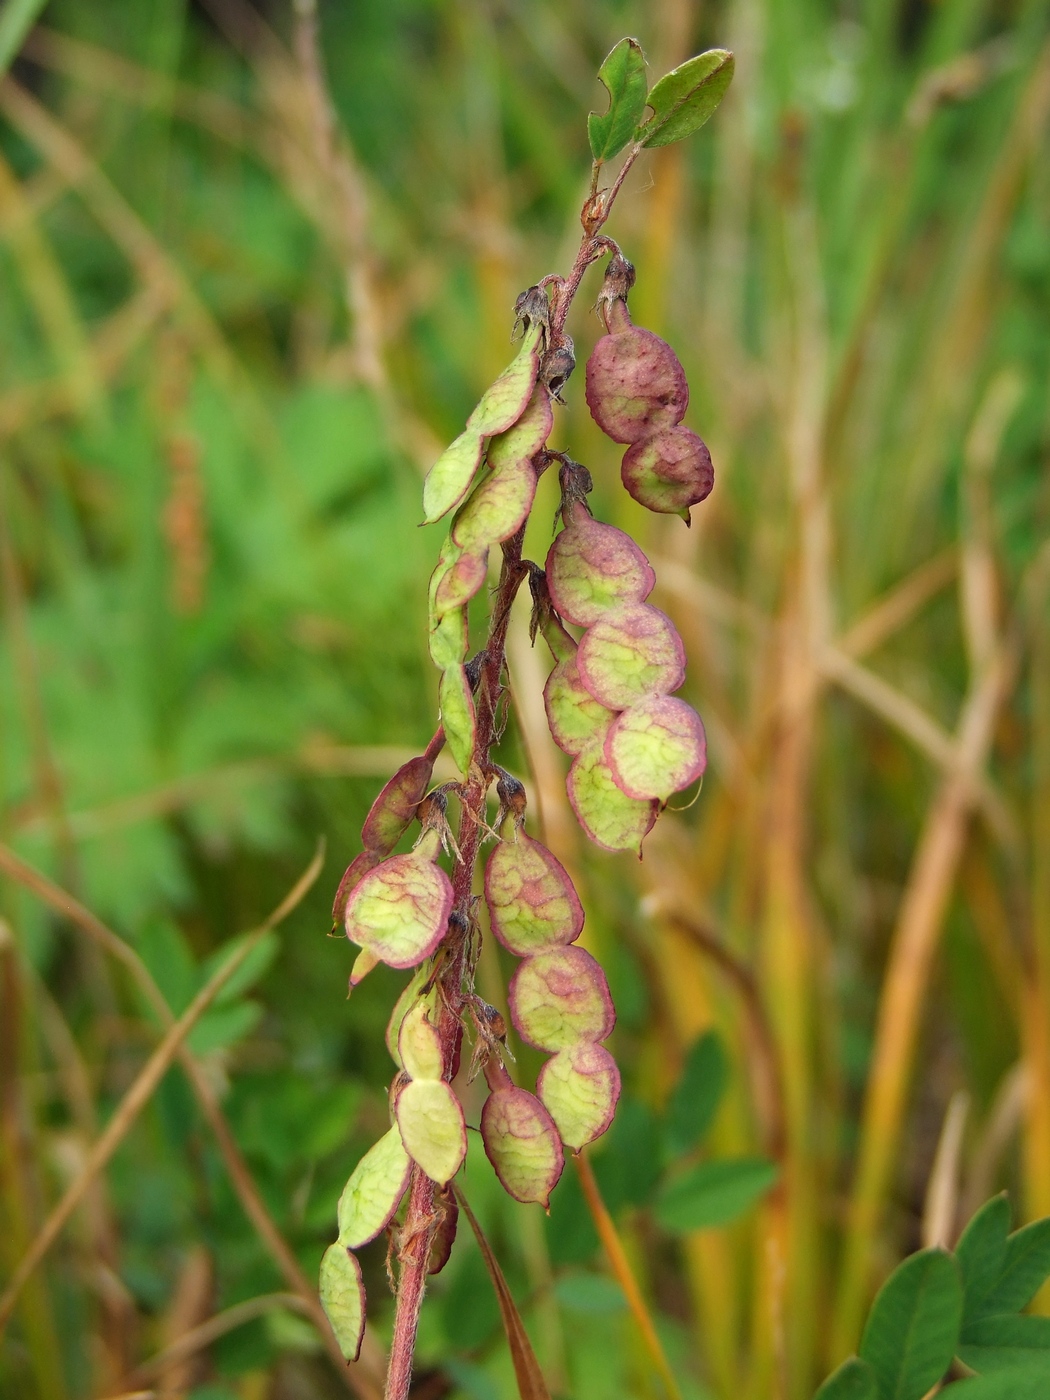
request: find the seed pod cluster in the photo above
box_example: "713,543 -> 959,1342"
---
425,305 -> 555,773
539,484 -> 706,853
485,815 -> 620,1155
586,256 -> 713,520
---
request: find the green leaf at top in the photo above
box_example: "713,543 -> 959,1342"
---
588,38 -> 648,163
956,1195 -> 1011,1324
813,1356 -> 878,1400
654,1156 -> 777,1232
981,1218 -> 1050,1317
636,49 -> 734,149
663,1028 -> 728,1158
859,1248 -> 962,1400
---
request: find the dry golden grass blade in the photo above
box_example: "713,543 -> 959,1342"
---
124,1292 -> 307,1386
921,1091 -> 970,1249
0,846 -> 323,1336
837,550 -> 957,660
0,842 -> 386,1397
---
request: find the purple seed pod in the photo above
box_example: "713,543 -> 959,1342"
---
485,831 -> 584,955
605,694 -> 707,802
337,1124 -> 412,1249
481,1085 -> 565,1206
438,663 -> 476,775
319,1243 -> 366,1362
332,849 -> 380,926
508,946 -> 615,1051
546,500 -> 655,627
427,1187 -> 459,1275
567,742 -> 658,855
621,424 -> 713,518
360,755 -> 436,856
344,830 -> 453,970
395,1077 -> 468,1186
585,298 -> 688,445
537,1042 -> 621,1150
576,603 -> 686,710
543,650 -> 617,757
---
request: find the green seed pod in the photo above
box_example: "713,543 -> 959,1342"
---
343,831 -> 453,969
508,946 -> 615,1051
398,1001 -> 444,1082
319,1243 -> 366,1362
605,694 -> 707,801
481,1085 -> 564,1206
537,1042 -> 621,1150
585,298 -> 688,444
485,830 -> 584,955
621,424 -> 713,518
438,663 -> 476,775
546,500 -> 655,627
567,741 -> 658,855
395,1078 -> 467,1186
337,1124 -> 412,1249
543,650 -> 617,757
576,602 -> 685,709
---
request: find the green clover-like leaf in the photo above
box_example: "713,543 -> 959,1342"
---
636,49 -> 734,149
588,37 -> 648,163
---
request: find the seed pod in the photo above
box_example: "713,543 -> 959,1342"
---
537,1042 -> 621,1150
428,603 -> 468,670
621,424 -> 713,517
585,298 -> 688,444
485,831 -> 584,956
385,969 -> 428,1067
427,1187 -> 459,1275
567,742 -> 658,855
438,663 -> 476,775
337,1124 -> 412,1249
605,694 -> 707,802
395,1078 -> 467,1185
433,546 -> 489,616
509,946 -> 615,1051
546,501 -> 655,627
543,649 -> 616,756
451,452 -> 537,554
398,1002 -> 444,1082
319,1243 -> 366,1362
481,1086 -> 564,1206
576,603 -> 685,710
332,850 -> 379,926
344,831 -> 453,969
360,755 -> 436,855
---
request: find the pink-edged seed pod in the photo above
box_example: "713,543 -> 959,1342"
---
584,298 -> 688,445
428,601 -> 468,671
488,380 -> 553,467
621,424 -> 713,518
508,946 -> 615,1052
438,663 -> 476,776
485,831 -> 584,956
433,546 -> 489,616
543,650 -> 617,757
344,829 -> 453,970
319,1243 -> 366,1362
332,850 -> 380,927
336,1124 -> 412,1249
537,1042 -> 622,1151
545,500 -> 655,627
427,1187 -> 459,1275
385,969 -> 428,1067
395,1077 -> 467,1186
481,1085 -> 565,1207
567,741 -> 658,856
397,1002 -> 444,1082
360,755 -> 436,856
576,603 -> 686,710
450,454 -> 537,554
605,695 -> 707,802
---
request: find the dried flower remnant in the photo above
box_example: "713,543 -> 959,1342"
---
321,37 -> 732,1398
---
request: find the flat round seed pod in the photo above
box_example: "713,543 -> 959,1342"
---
621,424 -> 713,516
438,663 -> 476,776
485,832 -> 584,955
576,603 -> 685,709
428,604 -> 467,670
332,850 -> 379,925
567,742 -> 658,855
508,946 -> 615,1052
360,755 -> 435,856
487,382 -> 553,469
543,651 -> 616,756
537,1042 -> 621,1150
481,1086 -> 564,1206
605,695 -> 707,801
434,547 -> 489,615
395,1078 -> 467,1186
545,504 -> 655,627
337,1124 -> 412,1248
344,850 -> 452,969
319,1243 -> 366,1362
585,326 -> 688,444
385,969 -> 428,1067
422,427 -> 484,525
451,452 -> 537,552
398,1002 -> 444,1081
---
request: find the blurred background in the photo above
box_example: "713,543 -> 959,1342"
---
1,1 -> 1048,1398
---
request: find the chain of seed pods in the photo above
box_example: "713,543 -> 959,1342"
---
319,264 -> 713,1360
